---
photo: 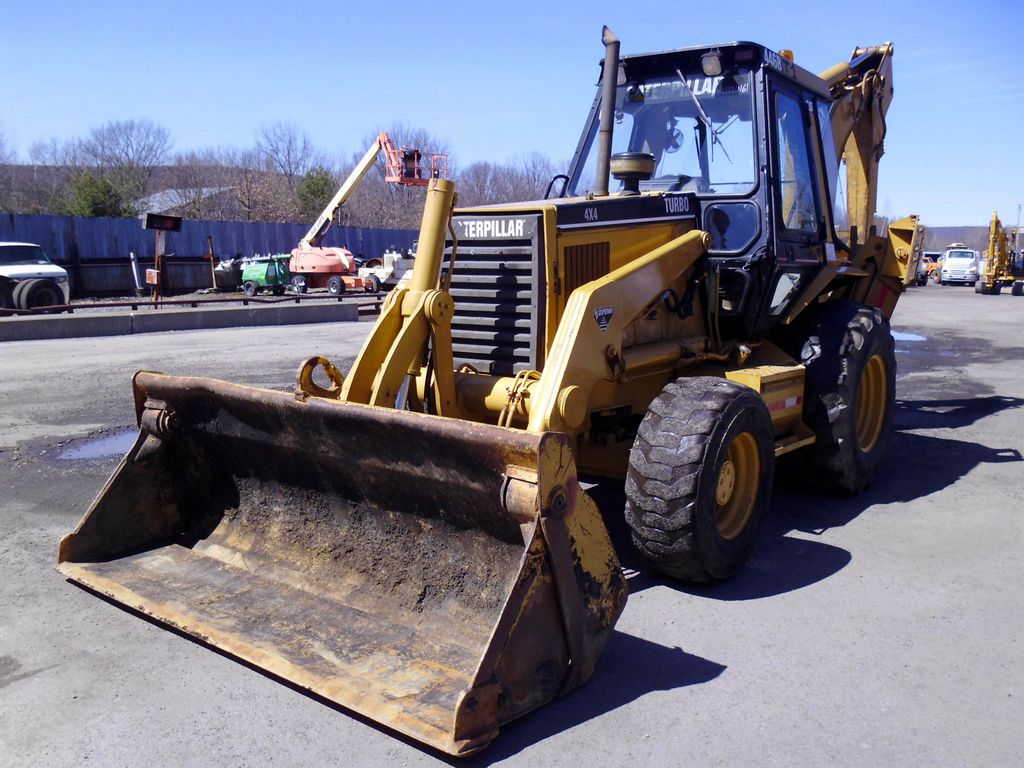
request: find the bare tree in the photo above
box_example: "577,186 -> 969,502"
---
0,130 -> 14,164
504,152 -> 562,201
225,148 -> 298,223
83,119 -> 171,167
80,119 -> 172,212
20,137 -> 84,213
164,149 -> 235,219
257,122 -> 322,190
455,154 -> 563,207
0,130 -> 16,211
455,161 -> 500,208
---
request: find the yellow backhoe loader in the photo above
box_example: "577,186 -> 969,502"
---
59,29 -> 905,755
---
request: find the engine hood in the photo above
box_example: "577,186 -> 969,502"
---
0,263 -> 68,281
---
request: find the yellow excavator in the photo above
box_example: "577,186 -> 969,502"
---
59,29 -> 906,756
976,210 -> 1024,295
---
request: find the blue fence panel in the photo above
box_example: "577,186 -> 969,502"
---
0,212 -> 416,296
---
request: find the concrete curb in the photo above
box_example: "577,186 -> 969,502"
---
0,301 -> 361,342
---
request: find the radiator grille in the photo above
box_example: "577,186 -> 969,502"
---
444,214 -> 544,376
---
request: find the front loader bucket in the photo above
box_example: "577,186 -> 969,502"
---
58,372 -> 627,756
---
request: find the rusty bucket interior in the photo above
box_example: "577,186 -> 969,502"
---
58,371 -> 627,756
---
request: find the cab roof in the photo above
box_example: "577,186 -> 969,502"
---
606,41 -> 832,99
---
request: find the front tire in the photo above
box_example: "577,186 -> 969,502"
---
625,377 -> 775,582
785,301 -> 896,493
14,278 -> 64,311
327,276 -> 343,295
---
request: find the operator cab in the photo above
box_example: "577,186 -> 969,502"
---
563,42 -> 848,338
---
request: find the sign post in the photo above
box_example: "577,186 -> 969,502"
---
142,214 -> 183,306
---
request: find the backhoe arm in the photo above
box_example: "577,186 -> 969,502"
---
819,44 -> 893,243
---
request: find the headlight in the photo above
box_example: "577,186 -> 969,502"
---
54,275 -> 68,283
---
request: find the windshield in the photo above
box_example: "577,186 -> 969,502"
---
568,68 -> 756,197
945,250 -> 976,262
0,245 -> 53,266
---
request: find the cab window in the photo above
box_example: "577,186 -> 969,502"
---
774,91 -> 818,235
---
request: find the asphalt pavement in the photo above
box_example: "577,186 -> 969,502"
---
1,283 -> 1021,767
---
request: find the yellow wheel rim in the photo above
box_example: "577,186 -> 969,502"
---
715,431 -> 760,540
856,354 -> 887,453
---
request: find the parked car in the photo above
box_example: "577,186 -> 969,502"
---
0,242 -> 70,311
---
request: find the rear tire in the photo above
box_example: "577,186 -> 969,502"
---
365,274 -> 383,293
783,301 -> 896,493
625,377 -> 775,582
327,276 -> 343,295
1012,282 -> 1023,297
243,281 -> 258,297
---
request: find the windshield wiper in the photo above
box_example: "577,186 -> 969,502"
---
675,69 -> 711,127
675,69 -> 735,165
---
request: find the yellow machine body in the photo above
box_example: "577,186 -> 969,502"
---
60,34 -> 905,757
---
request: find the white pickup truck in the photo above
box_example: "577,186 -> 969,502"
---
939,243 -> 981,286
0,242 -> 70,311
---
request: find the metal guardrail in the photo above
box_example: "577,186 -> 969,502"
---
1,292 -> 385,318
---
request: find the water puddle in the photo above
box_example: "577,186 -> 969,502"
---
58,429 -> 137,460
892,331 -> 927,342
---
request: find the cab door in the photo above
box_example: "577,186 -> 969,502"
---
768,82 -> 826,266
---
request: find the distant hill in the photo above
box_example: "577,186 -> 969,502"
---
921,226 -> 990,253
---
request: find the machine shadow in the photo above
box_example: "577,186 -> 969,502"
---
455,630 -> 725,766
591,394 -> 1024,601
70,576 -> 724,765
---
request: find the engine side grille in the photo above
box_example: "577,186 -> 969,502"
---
445,214 -> 544,376
564,241 -> 610,296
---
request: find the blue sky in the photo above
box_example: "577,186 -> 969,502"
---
3,0 -> 1022,226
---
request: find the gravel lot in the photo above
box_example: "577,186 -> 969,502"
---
1,283 -> 1021,767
